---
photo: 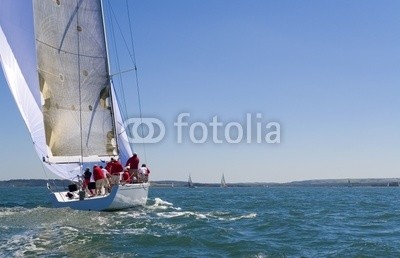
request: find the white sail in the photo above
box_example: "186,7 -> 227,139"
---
221,174 -> 227,187
0,0 -> 132,180
33,0 -> 117,161
111,83 -> 132,163
188,174 -> 194,188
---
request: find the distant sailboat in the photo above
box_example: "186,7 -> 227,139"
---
188,174 -> 194,188
221,174 -> 227,188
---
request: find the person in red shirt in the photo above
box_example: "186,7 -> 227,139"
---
105,157 -> 114,173
106,158 -> 124,186
126,153 -> 139,183
93,165 -> 107,195
121,167 -> 131,185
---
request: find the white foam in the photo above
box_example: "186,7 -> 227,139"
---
154,197 -> 173,206
156,210 -> 211,220
156,211 -> 190,218
0,230 -> 47,256
146,197 -> 175,211
228,213 -> 257,221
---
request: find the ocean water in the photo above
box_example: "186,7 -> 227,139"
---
1,186 -> 400,257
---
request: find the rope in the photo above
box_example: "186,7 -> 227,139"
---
106,0 -> 148,164
106,0 -> 129,122
126,0 -> 147,163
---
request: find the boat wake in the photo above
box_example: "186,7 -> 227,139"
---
227,213 -> 257,221
147,197 -> 257,221
155,210 -> 257,221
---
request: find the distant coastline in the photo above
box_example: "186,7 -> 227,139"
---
0,178 -> 399,188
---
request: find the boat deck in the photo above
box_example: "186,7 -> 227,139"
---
53,191 -> 110,203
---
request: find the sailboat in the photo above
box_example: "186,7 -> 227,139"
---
0,0 -> 149,211
188,174 -> 194,188
220,173 -> 227,188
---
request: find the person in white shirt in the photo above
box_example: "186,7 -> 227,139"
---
138,164 -> 150,183
100,165 -> 111,192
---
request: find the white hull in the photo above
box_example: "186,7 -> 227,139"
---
49,183 -> 149,211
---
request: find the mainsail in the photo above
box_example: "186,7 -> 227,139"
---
0,0 -> 132,180
34,0 -> 116,161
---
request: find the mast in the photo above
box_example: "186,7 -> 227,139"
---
76,0 -> 84,168
100,0 -> 120,159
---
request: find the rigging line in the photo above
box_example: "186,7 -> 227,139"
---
126,0 -> 137,68
108,2 -> 136,64
126,0 -> 147,163
106,0 -> 128,123
109,68 -> 136,77
107,0 -> 147,161
105,0 -> 130,163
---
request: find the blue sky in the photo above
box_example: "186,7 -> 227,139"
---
1,0 -> 399,183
